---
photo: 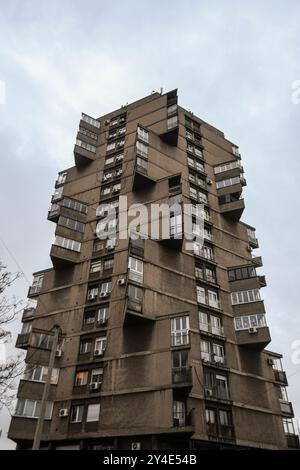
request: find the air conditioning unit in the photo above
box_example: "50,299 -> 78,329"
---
116,155 -> 123,162
205,388 -> 213,397
98,317 -> 108,325
105,119 -> 110,125
118,278 -> 126,286
100,292 -> 109,298
248,327 -> 257,334
112,188 -> 119,193
94,349 -> 104,356
206,179 -> 212,185
267,358 -> 274,366
59,408 -> 68,417
90,382 -> 101,391
131,442 -> 141,451
247,246 -> 253,252
88,294 -> 97,301
56,348 -> 63,357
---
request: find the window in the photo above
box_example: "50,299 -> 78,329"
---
136,156 -> 147,170
219,410 -> 230,426
58,216 -> 85,233
189,186 -> 207,203
107,142 -> 116,152
91,369 -> 103,384
213,343 -> 225,363
57,172 -> 67,185
171,316 -> 189,346
87,287 -> 99,300
31,332 -> 53,350
62,197 -> 87,214
208,290 -> 219,309
128,284 -> 143,302
86,403 -> 100,422
234,314 -> 266,330
105,156 -> 114,165
76,139 -> 96,153
15,399 -> 53,419
81,113 -> 100,129
173,400 -> 185,426
199,311 -> 209,331
70,405 -> 84,423
54,236 -> 81,253
228,266 -> 256,281
100,281 -> 112,294
93,240 -> 105,252
80,339 -> 92,354
128,257 -> 143,284
279,386 -> 288,402
23,365 -> 59,384
187,143 -> 203,158
105,153 -> 123,166
97,306 -> 109,323
103,258 -> 114,270
194,243 -> 214,261
283,418 -> 296,435
137,126 -> 149,143
170,214 -> 182,236
167,115 -> 178,129
75,371 -> 88,386
52,186 -> 63,201
231,289 -> 261,305
136,141 -> 148,159
201,340 -> 211,361
90,260 -> 102,273
79,126 -> 97,141
211,315 -> 222,335
216,177 -> 241,189
214,161 -> 241,174
94,337 -> 107,353
84,311 -> 95,325
206,408 -> 215,425
168,104 -> 177,116
197,286 -> 206,304
21,322 -> 32,335
172,350 -> 188,369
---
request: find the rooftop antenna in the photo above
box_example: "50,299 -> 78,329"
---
160,87 -> 163,94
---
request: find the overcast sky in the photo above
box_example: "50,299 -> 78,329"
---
1,0 -> 300,449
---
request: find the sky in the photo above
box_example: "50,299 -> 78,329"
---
0,0 -> 300,449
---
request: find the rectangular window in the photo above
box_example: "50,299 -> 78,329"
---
81,113 -> 100,129
216,177 -> 241,189
57,172 -> 67,185
231,289 -> 261,305
171,316 -> 189,346
84,311 -> 95,325
15,399 -> 53,419
234,314 -> 267,330
167,115 -> 178,129
86,403 -> 100,422
23,365 -> 59,384
70,405 -> 84,423
54,236 -> 81,253
80,340 -> 92,354
214,160 -> 241,174
94,337 -> 107,354
168,104 -> 177,116
97,306 -> 109,323
79,126 -> 97,140
52,186 -> 63,201
197,286 -> 206,304
137,126 -> 149,143
173,400 -> 185,426
62,198 -> 87,214
128,257 -> 144,284
58,216 -> 85,233
75,371 -> 88,386
213,343 -> 225,363
201,340 -> 211,361
76,139 -> 96,153
128,284 -> 143,302
136,141 -> 148,159
87,287 -> 98,300
90,260 -> 102,273
103,258 -> 114,270
100,281 -> 112,294
91,369 -> 103,385
208,290 -> 219,309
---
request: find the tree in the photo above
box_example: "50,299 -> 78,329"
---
0,261 -> 24,411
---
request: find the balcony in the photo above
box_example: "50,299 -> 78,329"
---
199,323 -> 225,338
173,409 -> 194,430
28,285 -> 42,298
205,386 -> 230,401
273,369 -> 288,385
279,400 -> 294,417
132,161 -> 156,191
206,423 -> 235,442
50,244 -> 80,269
47,203 -> 60,222
172,367 -> 192,387
123,297 -> 155,326
201,353 -> 227,368
248,235 -> 259,249
286,434 -> 300,449
15,333 -> 31,350
252,256 -> 263,267
22,307 -> 36,322
219,198 -> 245,221
236,326 -> 271,351
258,275 -> 267,287
74,141 -> 96,167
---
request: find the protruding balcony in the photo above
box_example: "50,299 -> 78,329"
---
50,244 -> 80,269
252,256 -> 263,267
160,91 -> 179,146
219,196 -> 245,221
15,333 -> 31,350
258,275 -> 267,287
273,369 -> 288,385
132,159 -> 156,191
172,367 -> 192,388
74,138 -> 96,167
279,400 -> 294,417
236,326 -> 271,351
22,307 -> 36,322
123,297 -> 155,326
47,203 -> 60,222
286,434 -> 300,449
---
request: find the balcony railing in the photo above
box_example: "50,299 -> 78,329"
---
172,367 -> 192,385
16,333 -> 31,349
206,422 -> 235,441
280,400 -> 294,416
173,410 -> 194,428
205,385 -> 230,401
171,332 -> 189,347
199,323 -> 225,337
195,270 -> 217,285
201,352 -> 227,366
